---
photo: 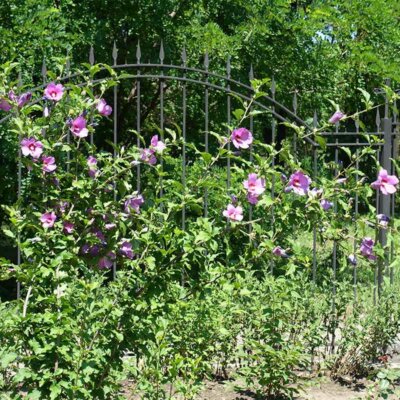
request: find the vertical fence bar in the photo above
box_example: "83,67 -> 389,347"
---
41,59 -> 47,138
310,110 -> 318,369
353,120 -> 360,301
204,52 -> 209,217
181,47 -> 187,232
181,48 -> 187,287
136,41 -> 141,192
270,78 -> 276,274
312,111 -> 318,283
374,108 -> 381,304
65,56 -> 71,170
330,138 -> 339,354
89,45 -> 95,66
390,100 -> 397,284
248,65 -> 254,234
112,41 -> 118,280
89,46 -> 95,145
292,91 -> 298,161
378,92 -> 392,296
16,73 -> 23,300
226,56 -> 231,190
310,111 -> 318,369
248,65 -> 254,164
159,41 -> 165,199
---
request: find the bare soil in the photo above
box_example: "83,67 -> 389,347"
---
124,378 -> 369,400
195,378 -> 367,400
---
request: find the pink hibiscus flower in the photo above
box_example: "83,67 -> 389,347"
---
360,237 -> 376,261
140,148 -> 157,165
243,173 -> 266,196
70,116 -> 89,138
40,211 -> 57,228
328,111 -> 345,124
9,90 -> 32,108
272,246 -> 289,258
223,204 -> 243,222
231,127 -> 253,149
124,194 -> 144,214
21,137 -> 44,159
63,221 -> 74,234
98,256 -> 113,269
42,156 -> 57,173
150,135 -> 166,153
97,98 -> 112,116
87,156 -> 98,177
371,169 -> 399,195
285,170 -> 311,196
44,82 -> 64,102
320,199 -> 333,210
0,98 -> 12,111
120,241 -> 134,259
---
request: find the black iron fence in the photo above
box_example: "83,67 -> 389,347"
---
0,42 -> 398,309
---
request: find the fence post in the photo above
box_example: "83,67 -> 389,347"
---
378,94 -> 392,297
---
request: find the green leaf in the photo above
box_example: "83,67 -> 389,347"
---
13,368 -> 32,383
50,383 -> 62,400
232,108 -> 244,121
315,135 -> 327,151
1,352 -> 17,368
2,229 -> 14,239
200,152 -> 212,163
27,390 -> 41,400
340,146 -> 352,160
195,231 -> 210,243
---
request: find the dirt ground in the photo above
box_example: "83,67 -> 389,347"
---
125,377 -> 370,400
195,378 -> 367,400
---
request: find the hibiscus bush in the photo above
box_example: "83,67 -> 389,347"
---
0,63 -> 399,399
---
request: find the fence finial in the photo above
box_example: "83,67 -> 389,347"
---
293,91 -> 298,114
112,41 -> 118,65
159,41 -> 165,63
89,45 -> 95,66
41,59 -> 47,81
136,41 -> 141,63
204,51 -> 209,70
355,111 -> 360,130
313,110 -> 318,127
181,47 -> 187,66
249,64 -> 254,81
376,107 -> 381,130
226,56 -> 231,78
271,76 -> 276,95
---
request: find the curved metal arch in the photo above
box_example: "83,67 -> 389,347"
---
87,73 -> 312,138
110,63 -> 313,134
0,62 -> 317,146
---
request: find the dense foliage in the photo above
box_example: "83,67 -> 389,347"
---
0,63 -> 398,398
0,1 -> 400,398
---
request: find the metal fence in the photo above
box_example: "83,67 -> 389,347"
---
1,42 -> 398,309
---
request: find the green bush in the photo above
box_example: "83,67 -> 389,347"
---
0,63 -> 398,399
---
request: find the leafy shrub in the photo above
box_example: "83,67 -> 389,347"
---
331,283 -> 400,378
0,62 -> 398,400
